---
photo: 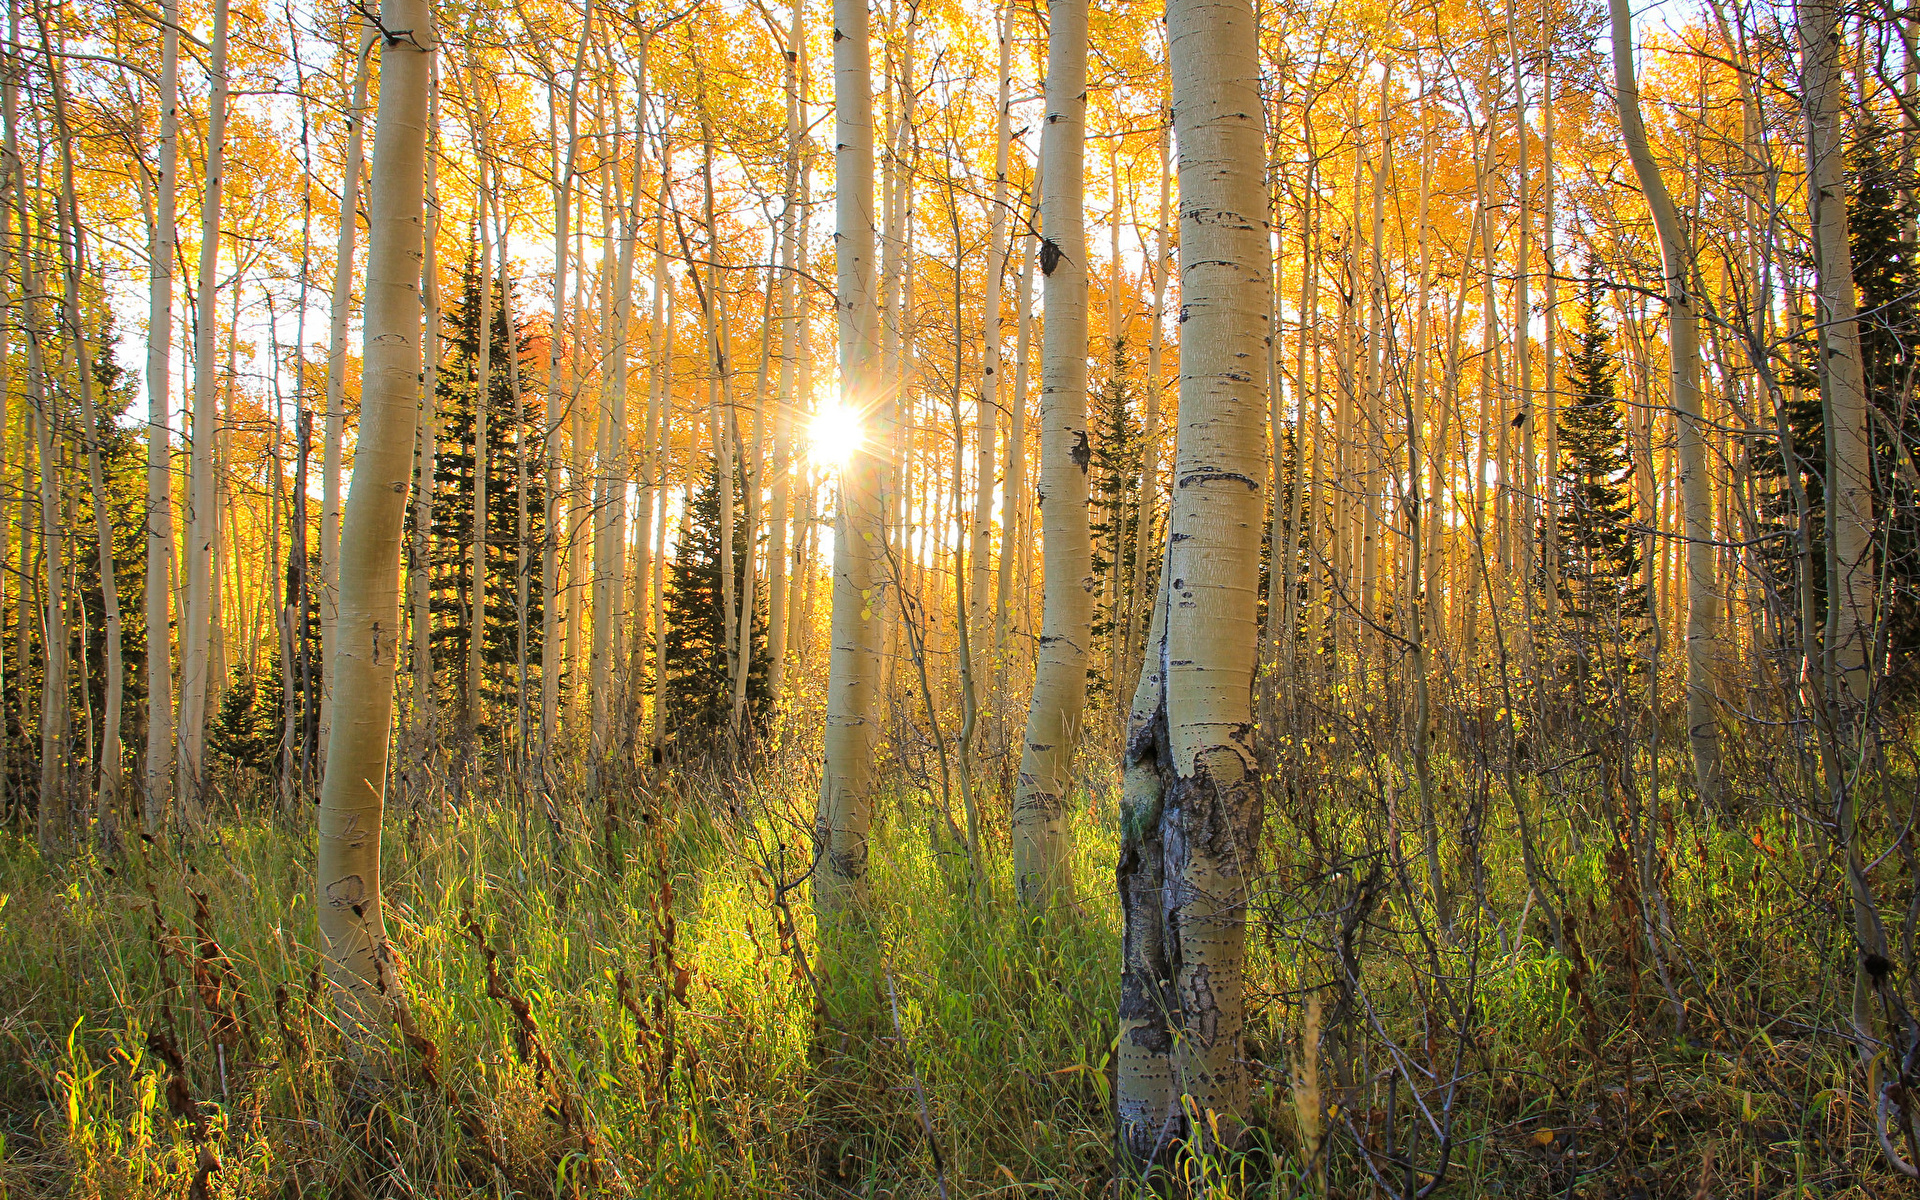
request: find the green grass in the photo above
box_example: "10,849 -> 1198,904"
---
0,734 -> 1904,1198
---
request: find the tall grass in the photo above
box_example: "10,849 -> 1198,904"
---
0,730 -> 1903,1198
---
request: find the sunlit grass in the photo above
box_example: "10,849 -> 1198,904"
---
0,736 -> 1899,1197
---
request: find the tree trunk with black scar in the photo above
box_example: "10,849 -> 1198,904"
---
1115,0 -> 1268,1165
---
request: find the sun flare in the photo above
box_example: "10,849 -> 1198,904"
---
808,399 -> 864,471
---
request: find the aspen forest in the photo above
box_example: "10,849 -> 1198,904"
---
5,0 -> 1920,1190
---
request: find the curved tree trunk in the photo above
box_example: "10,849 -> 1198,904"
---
1011,0 -> 1090,908
316,0 -> 435,1047
320,22 -> 375,773
1610,0 -> 1724,804
814,0 -> 885,915
1116,0 -> 1267,1162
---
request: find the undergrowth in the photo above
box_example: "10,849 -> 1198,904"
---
0,736 -> 1901,1198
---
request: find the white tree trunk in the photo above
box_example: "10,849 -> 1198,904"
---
1800,0 -> 1876,710
815,0 -> 885,914
972,1 -> 1012,686
144,0 -> 180,837
1012,0 -> 1090,907
178,0 -> 230,816
320,22 -> 376,772
316,0 -> 435,1046
1611,0 -> 1724,802
1117,0 -> 1268,1159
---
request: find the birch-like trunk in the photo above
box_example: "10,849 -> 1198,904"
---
467,91 -> 491,733
144,0 -> 180,837
972,1 -> 1012,688
766,9 -> 802,708
320,22 -> 375,770
1611,0 -> 1724,803
178,0 -> 230,816
409,62 -> 440,777
1799,0 -> 1876,711
316,0 -> 435,1046
52,85 -> 123,839
592,88 -> 642,761
1012,0 -> 1090,907
815,0 -> 885,914
1116,0 -> 1268,1159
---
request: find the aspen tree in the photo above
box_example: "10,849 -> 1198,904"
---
786,172 -> 816,668
633,124 -> 670,737
316,0 -> 435,1046
593,67 -> 644,760
973,0 -> 1013,688
1610,0 -> 1724,802
544,1 -> 597,772
466,76 -> 491,733
767,3 -> 803,707
1117,0 -> 1268,1158
815,0 -> 885,913
409,61 -> 441,773
50,72 -> 123,836
144,0 -> 180,836
1011,0 -> 1090,907
13,87 -> 61,846
178,0 -> 230,816
1799,0 -> 1875,710
321,21 -> 375,766
997,205 -> 1037,700
1128,119 -> 1169,687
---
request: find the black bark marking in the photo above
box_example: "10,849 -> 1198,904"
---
1070,430 -> 1091,472
1178,470 -> 1260,490
1039,237 -> 1063,276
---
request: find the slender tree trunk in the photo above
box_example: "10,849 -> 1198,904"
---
1800,0 -> 1876,710
316,0 -> 435,1048
468,93 -> 491,736
593,75 -> 642,763
321,22 -> 375,771
13,115 -> 62,848
634,129 -> 671,743
178,0 -> 230,817
1128,117 -> 1169,695
994,205 -> 1036,690
973,1 -> 1013,689
1611,0 -> 1724,803
767,9 -> 802,709
815,0 -> 886,914
50,71 -> 123,842
1012,0 -> 1091,907
1116,0 -> 1268,1159
144,0 -> 180,837
410,61 -> 441,783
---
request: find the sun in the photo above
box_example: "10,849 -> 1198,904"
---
808,398 -> 864,471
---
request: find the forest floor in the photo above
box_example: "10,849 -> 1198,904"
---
0,736 -> 1905,1198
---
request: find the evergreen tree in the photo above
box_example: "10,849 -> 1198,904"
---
1851,128 -> 1920,678
1089,335 -> 1142,688
662,457 -> 768,747
423,247 -> 547,737
1550,269 -> 1645,675
1750,129 -> 1920,683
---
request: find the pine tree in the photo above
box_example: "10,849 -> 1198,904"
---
1089,335 -> 1142,688
423,249 -> 547,737
662,457 -> 768,748
1550,269 -> 1644,677
1850,128 -> 1920,680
